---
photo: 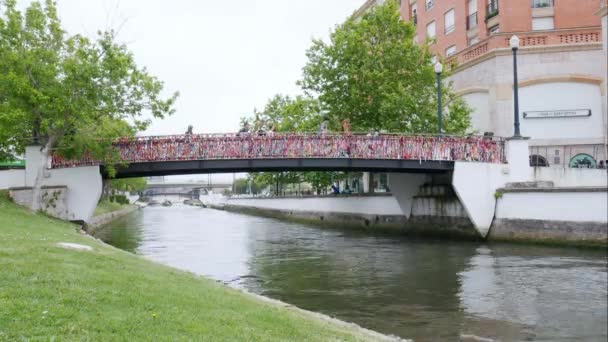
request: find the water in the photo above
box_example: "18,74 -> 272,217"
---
95,205 -> 608,341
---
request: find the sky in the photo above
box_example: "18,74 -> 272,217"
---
49,0 -> 364,136
35,0 -> 364,183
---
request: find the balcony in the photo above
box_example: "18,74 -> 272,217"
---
486,0 -> 499,20
532,0 -> 553,8
466,12 -> 478,30
446,27 -> 602,68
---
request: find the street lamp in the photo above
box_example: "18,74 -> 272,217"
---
510,35 -> 522,138
434,61 -> 443,136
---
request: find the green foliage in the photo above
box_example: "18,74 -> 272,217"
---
109,194 -> 130,205
109,177 -> 147,192
0,0 -> 178,165
302,172 -> 345,195
232,178 -> 263,195
298,0 -> 470,134
254,95 -> 324,133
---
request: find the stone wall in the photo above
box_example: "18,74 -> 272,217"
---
9,186 -> 69,220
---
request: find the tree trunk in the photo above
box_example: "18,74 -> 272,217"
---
31,139 -> 54,213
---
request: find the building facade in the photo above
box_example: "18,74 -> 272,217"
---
354,0 -> 608,168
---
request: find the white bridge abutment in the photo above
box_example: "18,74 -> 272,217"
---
21,145 -> 103,223
387,173 -> 428,218
451,139 -> 532,238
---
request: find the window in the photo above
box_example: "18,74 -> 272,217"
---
445,45 -> 457,57
444,9 -> 455,34
467,0 -> 478,30
532,0 -> 553,8
554,149 -> 561,165
426,0 -> 434,11
532,17 -> 554,30
529,155 -> 549,167
426,21 -> 436,39
469,36 -> 480,46
569,154 -> 597,168
487,0 -> 499,19
488,24 -> 500,35
412,6 -> 417,25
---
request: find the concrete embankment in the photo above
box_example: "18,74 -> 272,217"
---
87,205 -> 140,230
207,190 -> 480,240
490,186 -> 608,246
205,183 -> 608,247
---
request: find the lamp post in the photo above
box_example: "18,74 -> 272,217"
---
434,61 -> 443,136
510,35 -> 522,138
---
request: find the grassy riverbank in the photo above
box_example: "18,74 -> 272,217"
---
0,193 -> 391,341
94,200 -> 134,216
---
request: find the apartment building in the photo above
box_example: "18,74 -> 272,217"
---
354,0 -> 608,168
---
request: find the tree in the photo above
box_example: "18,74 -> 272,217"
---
255,94 -> 323,133
110,177 -> 147,193
299,0 -> 470,134
0,0 -> 178,211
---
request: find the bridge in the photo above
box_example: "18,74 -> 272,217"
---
51,133 -> 506,177
21,132 -> 531,238
143,182 -> 232,197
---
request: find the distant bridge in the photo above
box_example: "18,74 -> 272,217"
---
143,182 -> 232,196
51,133 -> 506,178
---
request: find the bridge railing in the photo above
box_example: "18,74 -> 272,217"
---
51,133 -> 506,168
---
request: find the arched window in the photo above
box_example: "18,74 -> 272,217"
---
529,154 -> 549,167
569,154 -> 597,168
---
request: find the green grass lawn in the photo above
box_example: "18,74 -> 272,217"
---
0,193 -> 388,341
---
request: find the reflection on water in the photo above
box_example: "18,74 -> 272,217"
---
96,206 -> 607,341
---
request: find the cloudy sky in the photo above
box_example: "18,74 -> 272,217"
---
43,0 -> 363,182
50,0 -> 364,135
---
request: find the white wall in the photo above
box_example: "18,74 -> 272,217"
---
496,191 -> 608,223
533,167 -> 608,187
519,82 -> 604,141
45,166 -> 103,221
25,146 -> 102,222
227,196 -> 403,216
462,92 -> 491,133
0,169 -> 25,190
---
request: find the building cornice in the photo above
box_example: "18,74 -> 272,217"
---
454,87 -> 490,96
519,74 -> 603,88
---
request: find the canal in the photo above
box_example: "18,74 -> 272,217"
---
94,205 -> 607,341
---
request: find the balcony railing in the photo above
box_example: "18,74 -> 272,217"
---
532,0 -> 553,8
467,12 -> 478,30
445,24 -> 455,34
486,0 -> 499,20
447,27 -> 602,67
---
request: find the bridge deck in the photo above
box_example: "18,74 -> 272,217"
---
108,158 -> 455,178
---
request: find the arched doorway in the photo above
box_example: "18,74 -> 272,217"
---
569,154 -> 597,168
529,154 -> 549,167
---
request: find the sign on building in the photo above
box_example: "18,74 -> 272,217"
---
523,109 -> 591,119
